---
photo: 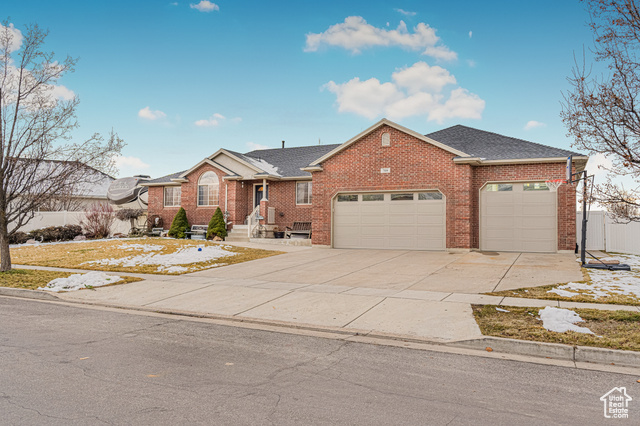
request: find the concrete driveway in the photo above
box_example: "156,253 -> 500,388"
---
58,247 -> 582,343
192,248 -> 581,294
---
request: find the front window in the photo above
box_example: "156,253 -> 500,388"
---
164,186 -> 181,207
197,171 -> 219,206
296,181 -> 312,205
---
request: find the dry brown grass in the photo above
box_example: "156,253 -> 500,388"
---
473,304 -> 640,351
0,269 -> 141,290
11,238 -> 283,275
486,269 -> 640,306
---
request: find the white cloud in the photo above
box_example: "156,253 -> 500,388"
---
48,85 -> 75,100
194,113 -> 240,127
524,120 -> 546,130
585,153 -> 612,178
467,59 -> 476,68
395,8 -> 417,17
305,16 -> 456,60
325,78 -> 403,120
138,106 -> 167,121
113,155 -> 150,176
1,23 -> 23,53
392,62 -> 456,93
469,31 -> 473,38
324,62 -> 484,123
246,142 -> 271,151
170,2 -> 178,5
190,1 -> 219,12
427,88 -> 485,123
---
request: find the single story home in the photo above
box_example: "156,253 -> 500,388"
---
142,119 -> 587,253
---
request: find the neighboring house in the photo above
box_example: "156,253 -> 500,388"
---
143,119 -> 587,253
15,161 -> 115,232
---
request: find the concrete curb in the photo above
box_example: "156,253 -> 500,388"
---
0,287 -> 60,301
450,337 -> 640,369
3,287 -> 640,369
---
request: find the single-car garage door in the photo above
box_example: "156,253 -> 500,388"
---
480,182 -> 556,252
333,191 -> 445,250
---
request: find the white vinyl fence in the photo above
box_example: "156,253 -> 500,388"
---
576,211 -> 640,255
15,211 -> 133,236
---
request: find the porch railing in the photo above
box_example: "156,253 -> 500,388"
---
247,205 -> 260,238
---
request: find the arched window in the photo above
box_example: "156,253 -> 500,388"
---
198,171 -> 219,206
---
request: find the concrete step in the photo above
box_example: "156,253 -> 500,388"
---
225,236 -> 250,242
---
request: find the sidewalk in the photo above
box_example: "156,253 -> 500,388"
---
50,269 -> 639,344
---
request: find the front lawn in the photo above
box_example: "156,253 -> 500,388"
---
0,269 -> 141,290
473,304 -> 640,352
486,253 -> 640,306
11,238 -> 283,275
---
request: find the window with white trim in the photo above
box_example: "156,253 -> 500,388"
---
164,186 -> 181,207
296,181 -> 312,205
197,171 -> 219,206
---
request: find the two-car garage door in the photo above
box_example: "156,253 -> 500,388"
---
333,191 -> 445,250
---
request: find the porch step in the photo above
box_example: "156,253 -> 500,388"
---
225,236 -> 250,242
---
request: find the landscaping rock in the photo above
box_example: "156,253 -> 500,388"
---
213,236 -> 223,241
73,235 -> 87,241
25,239 -> 38,244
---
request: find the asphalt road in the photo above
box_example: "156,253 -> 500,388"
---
0,296 -> 637,425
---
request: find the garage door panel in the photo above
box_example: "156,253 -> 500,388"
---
360,215 -> 386,225
361,226 -> 385,236
417,215 -> 445,225
334,192 -> 445,250
481,183 -> 556,253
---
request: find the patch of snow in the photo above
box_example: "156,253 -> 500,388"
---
538,306 -> 594,334
495,307 -> 510,312
84,244 -> 237,270
244,156 -> 281,176
548,253 -> 640,301
10,237 -> 136,249
39,271 -> 123,292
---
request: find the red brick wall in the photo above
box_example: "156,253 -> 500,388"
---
148,174 -> 313,230
472,163 -> 576,251
146,164 -> 228,228
311,124 -> 472,248
311,124 -> 577,251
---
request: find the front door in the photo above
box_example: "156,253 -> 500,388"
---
254,184 -> 268,208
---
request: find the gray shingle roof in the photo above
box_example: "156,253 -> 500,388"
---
144,170 -> 186,184
426,125 -> 584,160
241,144 -> 341,177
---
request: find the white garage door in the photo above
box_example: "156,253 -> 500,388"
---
480,182 -> 556,252
333,191 -> 445,250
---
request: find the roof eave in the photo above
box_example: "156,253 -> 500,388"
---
300,165 -> 323,172
453,155 -> 589,166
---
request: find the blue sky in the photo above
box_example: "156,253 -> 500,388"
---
3,0 -> 599,179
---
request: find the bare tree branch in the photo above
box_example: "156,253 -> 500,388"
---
561,0 -> 640,221
0,20 -> 124,271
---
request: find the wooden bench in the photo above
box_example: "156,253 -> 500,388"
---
285,222 -> 312,239
185,225 -> 208,240
146,227 -> 164,237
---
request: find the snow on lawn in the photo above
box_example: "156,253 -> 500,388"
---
548,254 -> 640,301
83,243 -> 237,272
39,271 -> 123,292
538,306 -> 594,335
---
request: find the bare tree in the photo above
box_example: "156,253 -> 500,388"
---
561,0 -> 640,221
0,21 -> 124,271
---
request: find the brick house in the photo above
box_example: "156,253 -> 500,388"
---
142,119 -> 587,253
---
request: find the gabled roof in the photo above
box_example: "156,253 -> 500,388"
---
241,144 -> 340,177
426,125 -> 585,161
309,118 -> 470,166
142,170 -> 186,186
